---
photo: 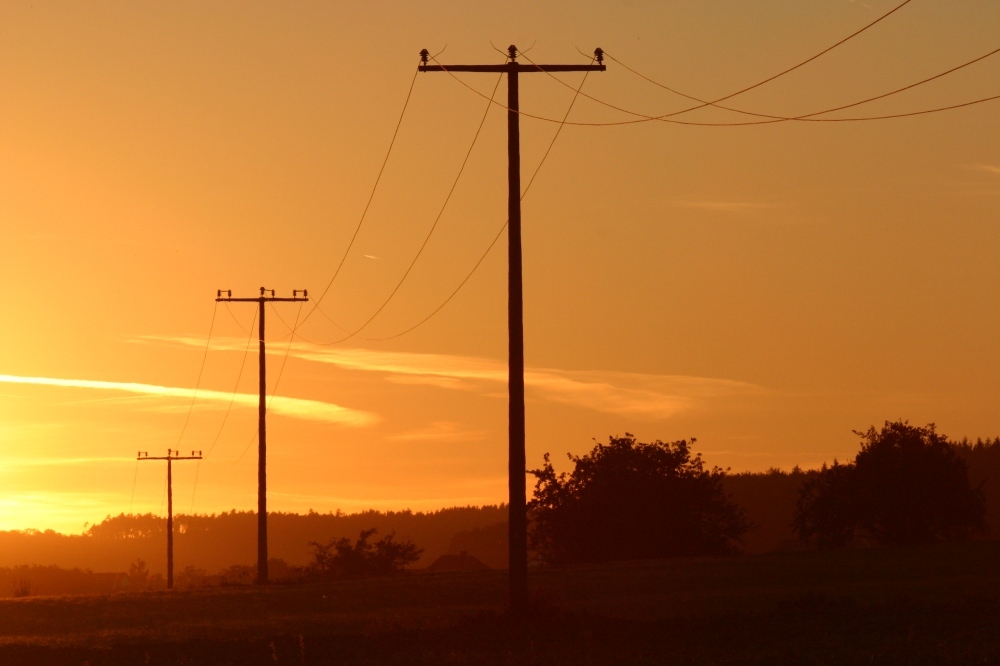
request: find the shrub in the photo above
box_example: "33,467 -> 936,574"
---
307,529 -> 422,579
794,421 -> 986,548
528,434 -> 747,565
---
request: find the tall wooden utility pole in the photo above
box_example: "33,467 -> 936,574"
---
138,449 -> 202,589
216,287 -> 308,584
418,46 -> 605,617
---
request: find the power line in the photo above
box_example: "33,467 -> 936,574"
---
292,66 -> 505,346
684,0 -> 917,110
223,301 -> 251,335
265,302 -> 303,410
203,307 -> 258,460
428,0 -> 921,128
797,92 -> 1000,121
300,67 -> 420,328
363,59 -> 597,342
215,287 -> 308,585
433,54 -> 1000,126
138,449 -> 202,589
189,306 -> 259,512
174,303 -> 218,449
599,45 -> 1000,122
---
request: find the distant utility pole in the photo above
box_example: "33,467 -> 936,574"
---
138,449 -> 202,590
216,287 -> 308,585
418,46 -> 605,618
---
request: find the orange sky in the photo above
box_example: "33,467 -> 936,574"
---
2,0 -> 999,533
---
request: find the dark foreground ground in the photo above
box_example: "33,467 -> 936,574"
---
1,541 -> 998,665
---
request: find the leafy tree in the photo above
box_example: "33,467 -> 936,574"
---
307,529 -> 422,579
794,421 -> 986,548
528,434 -> 747,565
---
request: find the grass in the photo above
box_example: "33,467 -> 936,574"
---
1,540 -> 998,664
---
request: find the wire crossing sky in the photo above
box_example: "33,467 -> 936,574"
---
1,0 -> 998,533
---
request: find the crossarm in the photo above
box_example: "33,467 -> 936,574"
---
419,64 -> 605,73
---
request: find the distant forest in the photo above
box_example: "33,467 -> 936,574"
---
0,438 -> 997,594
0,506 -> 507,579
724,437 -> 1000,553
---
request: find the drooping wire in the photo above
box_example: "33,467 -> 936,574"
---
678,0 -> 917,110
597,46 -> 1000,122
432,54 -> 1000,127
189,306 -> 259,511
174,302 -> 218,448
362,59 -> 597,342
266,302 -> 303,407
293,65 -> 506,346
299,66 -> 421,328
223,302 -> 251,335
428,1 -> 919,128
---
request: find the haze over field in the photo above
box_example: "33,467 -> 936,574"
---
2,0 -> 999,533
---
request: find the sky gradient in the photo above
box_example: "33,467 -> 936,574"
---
2,0 -> 999,532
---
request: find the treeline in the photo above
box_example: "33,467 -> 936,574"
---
1,436 -> 997,585
724,436 -> 1000,553
0,505 -> 507,575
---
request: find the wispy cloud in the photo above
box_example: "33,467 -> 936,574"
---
971,164 -> 1000,176
671,200 -> 775,213
0,374 -> 376,426
386,421 -> 488,442
141,338 -> 765,419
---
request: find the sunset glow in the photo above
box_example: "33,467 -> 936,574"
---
2,0 -> 998,535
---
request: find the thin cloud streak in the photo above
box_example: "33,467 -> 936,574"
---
671,200 -> 775,212
144,337 -> 765,419
0,374 -> 376,426
387,421 -> 488,442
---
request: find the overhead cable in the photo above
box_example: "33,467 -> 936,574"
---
597,46 -> 1000,122
434,54 -> 999,127
299,67 -> 420,328
174,302 -> 217,448
364,59 -> 597,341
189,306 -> 258,510
295,65 -> 506,346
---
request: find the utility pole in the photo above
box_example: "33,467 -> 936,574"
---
216,287 -> 308,584
138,449 -> 202,590
418,46 -> 605,618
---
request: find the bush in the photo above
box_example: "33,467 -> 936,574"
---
307,529 -> 422,579
794,421 -> 987,548
528,434 -> 747,565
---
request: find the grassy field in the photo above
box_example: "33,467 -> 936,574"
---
1,541 -> 998,664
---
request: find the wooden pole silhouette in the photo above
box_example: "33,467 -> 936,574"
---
137,449 -> 202,589
418,46 -> 605,617
216,287 -> 308,584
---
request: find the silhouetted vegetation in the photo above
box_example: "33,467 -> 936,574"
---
528,434 -> 747,565
722,467 -> 816,553
0,506 -> 505,576
795,421 -> 987,548
307,529 -> 422,580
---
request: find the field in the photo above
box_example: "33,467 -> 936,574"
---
1,541 -> 999,665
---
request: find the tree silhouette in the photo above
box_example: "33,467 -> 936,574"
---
307,529 -> 422,579
794,421 -> 986,548
528,434 -> 747,565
